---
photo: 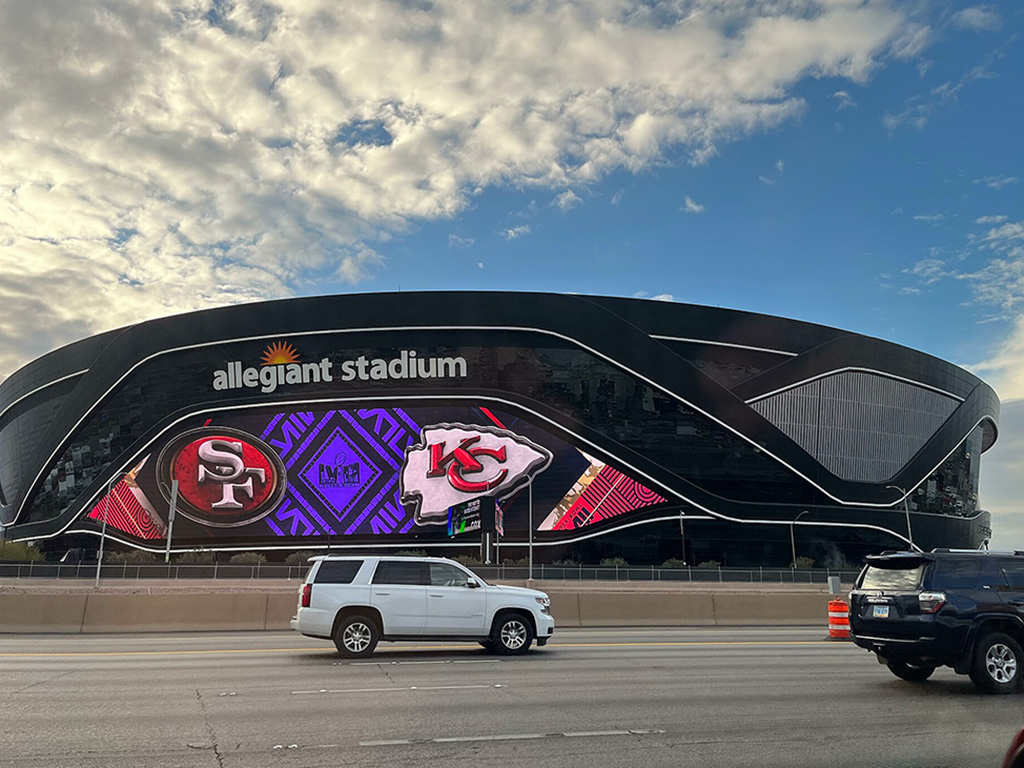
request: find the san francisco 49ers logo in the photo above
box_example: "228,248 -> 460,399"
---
401,423 -> 552,525
156,427 -> 287,528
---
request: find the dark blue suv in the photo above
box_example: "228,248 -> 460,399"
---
850,550 -> 1024,694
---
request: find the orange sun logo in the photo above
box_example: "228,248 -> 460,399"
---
261,341 -> 300,366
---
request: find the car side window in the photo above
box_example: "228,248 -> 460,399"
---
373,561 -> 429,585
430,563 -> 470,587
930,559 -> 981,590
315,560 -> 363,584
999,561 -> 1024,589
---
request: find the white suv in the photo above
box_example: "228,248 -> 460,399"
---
290,555 -> 555,657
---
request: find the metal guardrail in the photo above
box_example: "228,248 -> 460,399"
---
0,561 -> 860,584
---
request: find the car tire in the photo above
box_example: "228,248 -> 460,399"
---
333,614 -> 379,658
490,613 -> 534,655
886,659 -> 935,682
969,632 -> 1023,694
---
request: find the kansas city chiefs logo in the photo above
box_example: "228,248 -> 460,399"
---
400,423 -> 552,525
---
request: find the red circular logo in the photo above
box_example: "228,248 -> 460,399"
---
157,427 -> 286,528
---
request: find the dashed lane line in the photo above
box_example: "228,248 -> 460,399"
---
359,728 -> 666,747
291,684 -> 504,695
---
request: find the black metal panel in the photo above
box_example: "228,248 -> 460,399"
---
0,291 -> 999,553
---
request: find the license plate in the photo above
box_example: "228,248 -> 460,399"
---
872,606 -> 890,619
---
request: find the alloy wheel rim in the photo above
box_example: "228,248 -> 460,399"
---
985,643 -> 1017,684
501,620 -> 527,649
344,622 -> 372,652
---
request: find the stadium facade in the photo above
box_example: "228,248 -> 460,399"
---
0,292 -> 999,566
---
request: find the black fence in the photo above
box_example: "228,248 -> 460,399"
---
0,561 -> 861,584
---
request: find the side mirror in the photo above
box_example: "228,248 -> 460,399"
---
466,578 -> 480,589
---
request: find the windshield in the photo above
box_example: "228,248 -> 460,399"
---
859,563 -> 924,591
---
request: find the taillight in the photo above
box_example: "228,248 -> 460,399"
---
919,591 -> 946,613
301,583 -> 312,608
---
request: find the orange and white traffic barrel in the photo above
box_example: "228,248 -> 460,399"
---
828,599 -> 850,640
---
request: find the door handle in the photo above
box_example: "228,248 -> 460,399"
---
1008,598 -> 1024,606
429,593 -> 444,598
374,591 -> 391,596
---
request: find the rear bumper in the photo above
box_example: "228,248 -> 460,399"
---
850,631 -> 953,664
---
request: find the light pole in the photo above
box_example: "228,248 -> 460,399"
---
95,470 -> 128,589
527,481 -> 534,582
790,510 -> 811,568
886,485 -> 914,549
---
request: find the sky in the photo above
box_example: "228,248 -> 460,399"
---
0,0 -> 1021,543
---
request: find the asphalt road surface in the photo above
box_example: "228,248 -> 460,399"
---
1,627 -> 1021,768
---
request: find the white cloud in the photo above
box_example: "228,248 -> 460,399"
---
553,190 -> 582,212
980,399 -> 1024,549
477,262 -> 483,269
912,213 -> 945,224
758,175 -> 776,186
448,234 -> 475,248
652,294 -> 675,302
976,215 -> 1009,224
775,159 -> 784,173
0,0 -> 927,380
884,64 -> 994,131
831,90 -> 857,110
500,225 -> 531,240
973,175 -> 1020,190
898,286 -> 921,295
610,190 -> 623,206
681,196 -> 705,214
903,258 -> 950,285
951,5 -> 1002,33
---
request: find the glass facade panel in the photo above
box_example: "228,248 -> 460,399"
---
910,425 -> 982,517
24,337 -> 816,526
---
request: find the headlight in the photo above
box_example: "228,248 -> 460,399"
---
535,596 -> 550,607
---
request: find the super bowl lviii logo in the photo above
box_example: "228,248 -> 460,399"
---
400,423 -> 553,525
157,427 -> 287,527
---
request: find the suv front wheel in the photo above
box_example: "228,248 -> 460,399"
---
333,614 -> 380,658
491,613 -> 534,655
969,632 -> 1023,694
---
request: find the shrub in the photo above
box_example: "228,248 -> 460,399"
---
452,554 -> 482,566
228,551 -> 267,565
500,557 -> 528,566
393,549 -> 428,558
696,560 -> 721,569
551,558 -> 579,567
176,550 -> 217,564
599,557 -> 629,567
0,541 -> 45,562
661,558 -> 688,568
106,550 -> 159,564
284,550 -> 319,566
794,556 -> 816,569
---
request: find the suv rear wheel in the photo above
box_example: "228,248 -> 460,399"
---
491,613 -> 534,655
886,659 -> 935,682
333,615 -> 379,658
969,632 -> 1023,694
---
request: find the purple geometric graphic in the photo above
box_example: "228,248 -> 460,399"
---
259,407 -> 422,537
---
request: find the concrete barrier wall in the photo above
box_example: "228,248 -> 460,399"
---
0,589 -> 835,634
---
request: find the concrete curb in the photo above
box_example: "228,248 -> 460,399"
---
0,590 -> 835,634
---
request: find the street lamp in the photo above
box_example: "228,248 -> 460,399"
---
885,485 -> 914,549
790,510 -> 811,568
95,470 -> 129,589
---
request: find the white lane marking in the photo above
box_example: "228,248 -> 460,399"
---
291,684 -> 503,695
360,729 -> 665,747
348,659 -> 500,666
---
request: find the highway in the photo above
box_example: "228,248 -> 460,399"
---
1,627 -> 1020,768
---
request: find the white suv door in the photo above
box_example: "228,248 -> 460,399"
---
370,560 -> 428,635
423,562 -> 487,636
